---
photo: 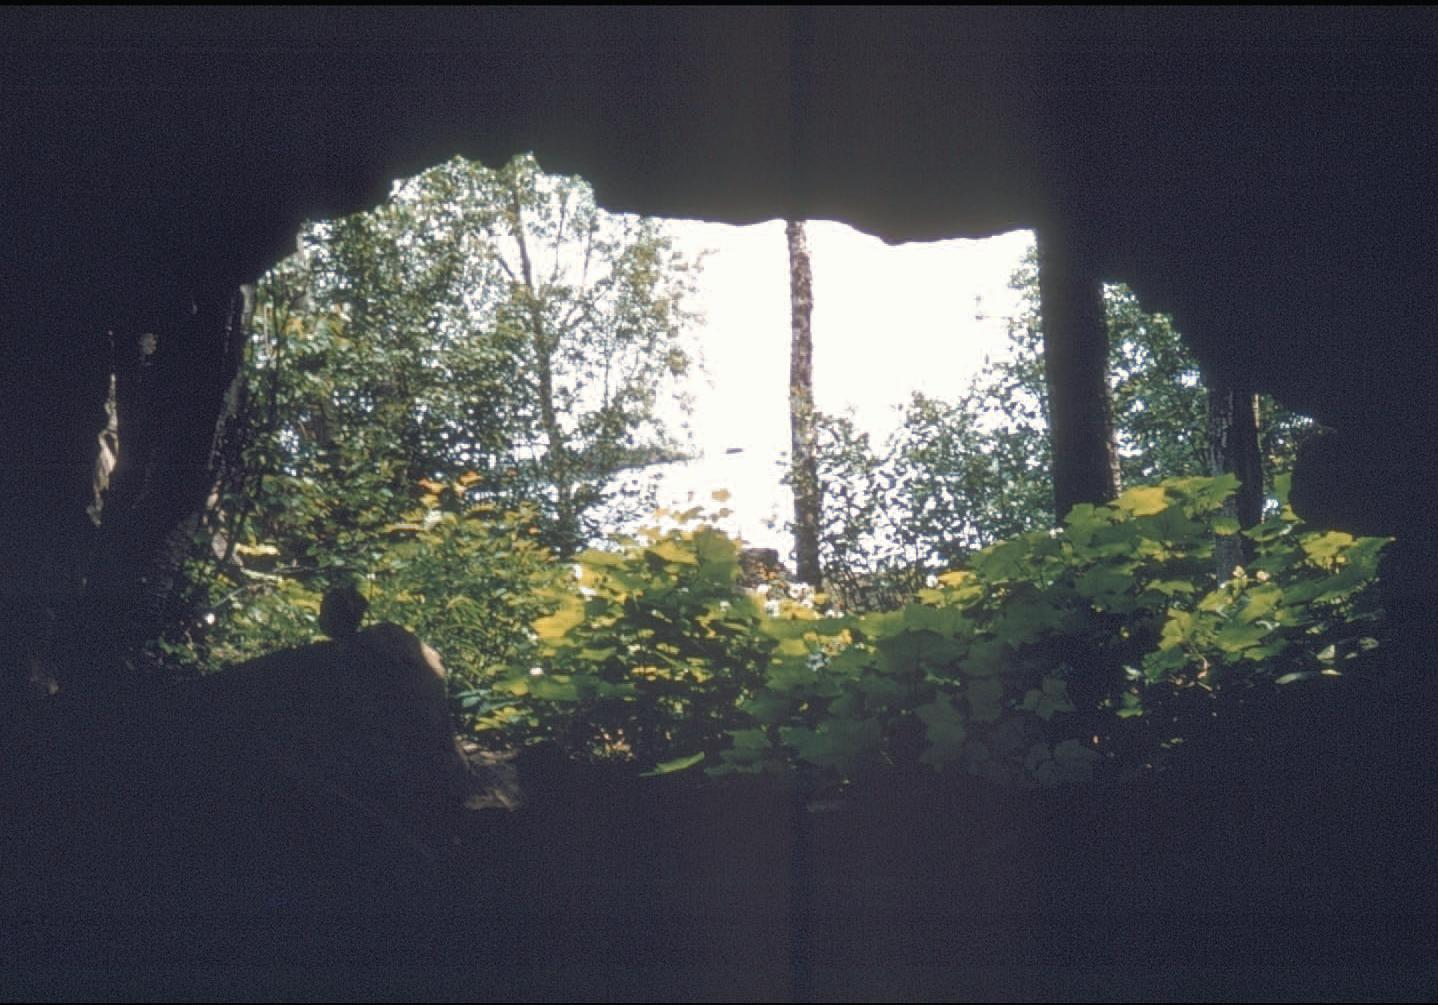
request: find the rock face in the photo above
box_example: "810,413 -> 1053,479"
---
0,624 -> 524,997
188,623 -> 518,834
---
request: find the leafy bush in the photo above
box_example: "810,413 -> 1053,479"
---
811,251 -> 1314,602
164,476 -> 563,708
174,471 -> 1385,792
367,482 -> 564,695
494,476 -> 1386,788
487,506 -> 777,770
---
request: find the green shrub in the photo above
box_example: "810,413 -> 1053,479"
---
489,507 -> 776,769
167,477 -> 563,721
497,475 -> 1386,788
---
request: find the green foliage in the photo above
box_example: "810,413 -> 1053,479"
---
490,505 -> 775,768
169,154 -> 703,696
486,476 -> 1386,788
366,491 -> 563,695
813,248 -> 1314,600
169,477 -> 564,701
244,152 -> 701,564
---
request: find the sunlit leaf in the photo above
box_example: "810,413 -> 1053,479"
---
640,752 -> 706,776
533,598 -> 586,641
1115,485 -> 1170,516
648,539 -> 699,566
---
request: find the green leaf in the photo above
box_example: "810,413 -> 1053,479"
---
1212,515 -> 1241,536
901,604 -> 962,635
876,629 -> 963,676
739,691 -> 791,724
964,678 -> 1006,723
648,539 -> 700,566
916,698 -> 968,767
780,718 -> 883,772
1019,675 -> 1073,721
962,638 -> 1010,677
1236,583 -> 1284,624
1157,609 -> 1195,650
533,598 -> 586,641
1076,565 -> 1135,604
640,752 -> 706,776
1300,530 -> 1355,563
527,674 -> 580,701
854,672 -> 903,704
1115,485 -> 1170,516
1214,620 -> 1273,654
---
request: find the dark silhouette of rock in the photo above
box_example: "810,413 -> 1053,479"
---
318,584 -> 368,640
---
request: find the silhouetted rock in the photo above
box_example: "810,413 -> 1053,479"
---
318,584 -> 368,640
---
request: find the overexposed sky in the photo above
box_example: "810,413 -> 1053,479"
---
646,220 -> 1034,552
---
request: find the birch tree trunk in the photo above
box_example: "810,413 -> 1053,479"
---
786,220 -> 822,587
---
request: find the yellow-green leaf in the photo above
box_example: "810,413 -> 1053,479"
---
641,752 -> 706,776
533,598 -> 586,640
1116,485 -> 1169,517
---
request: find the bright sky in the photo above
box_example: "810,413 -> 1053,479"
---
644,220 -> 1035,554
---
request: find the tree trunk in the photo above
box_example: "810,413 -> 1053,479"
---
511,193 -> 578,555
1208,378 -> 1264,580
1036,226 -> 1121,522
786,220 -> 822,587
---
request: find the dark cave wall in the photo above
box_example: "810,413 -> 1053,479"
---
2,6 -> 1435,607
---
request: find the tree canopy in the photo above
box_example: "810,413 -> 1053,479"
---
812,248 -> 1314,609
168,154 -> 703,678
252,153 -> 701,563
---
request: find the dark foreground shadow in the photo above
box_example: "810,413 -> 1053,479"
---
2,632 -> 1435,1002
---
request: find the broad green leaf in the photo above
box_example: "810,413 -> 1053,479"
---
1076,565 -> 1134,603
1157,609 -> 1195,650
775,637 -> 812,658
916,698 -> 968,767
1115,485 -> 1169,516
1019,675 -> 1073,720
780,718 -> 883,772
876,629 -> 963,676
527,674 -> 580,701
1300,530 -> 1355,563
901,603 -> 962,635
647,539 -> 699,566
854,672 -> 903,703
1214,620 -> 1272,654
964,678 -> 1006,723
1236,583 -> 1284,624
1212,515 -> 1241,536
533,598 -> 586,641
963,638 -> 1010,677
